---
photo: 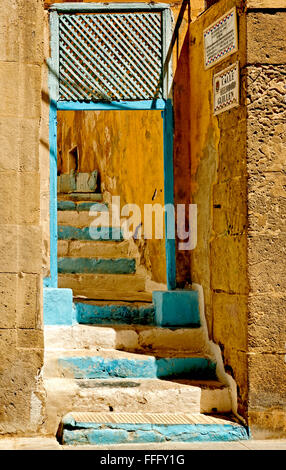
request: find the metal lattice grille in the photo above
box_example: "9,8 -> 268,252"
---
59,13 -> 163,101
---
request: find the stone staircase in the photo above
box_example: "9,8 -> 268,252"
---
43,194 -> 249,444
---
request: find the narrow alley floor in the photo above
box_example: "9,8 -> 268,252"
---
0,437 -> 286,450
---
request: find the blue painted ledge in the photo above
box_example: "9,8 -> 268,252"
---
58,257 -> 136,275
58,201 -> 108,212
58,356 -> 217,380
58,225 -> 123,241
61,421 -> 249,445
44,287 -> 76,325
75,302 -> 155,325
153,290 -> 200,327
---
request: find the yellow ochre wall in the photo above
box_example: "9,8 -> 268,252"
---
58,110 -> 167,284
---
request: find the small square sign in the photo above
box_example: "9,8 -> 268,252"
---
213,62 -> 240,115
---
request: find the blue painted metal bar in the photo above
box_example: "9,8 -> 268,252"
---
57,100 -> 166,111
47,100 -> 58,288
163,99 -> 176,290
49,3 -> 170,12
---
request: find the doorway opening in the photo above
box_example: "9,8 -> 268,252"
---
57,108 -> 168,303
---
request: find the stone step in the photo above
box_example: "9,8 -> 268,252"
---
58,193 -> 103,202
44,349 -> 217,381
44,377 -> 202,435
57,210 -> 121,229
59,412 -> 248,445
44,324 -> 210,356
44,378 -> 231,428
57,201 -> 108,212
58,225 -> 123,241
58,273 -> 152,302
58,258 -> 136,275
75,300 -> 154,325
58,240 -> 131,259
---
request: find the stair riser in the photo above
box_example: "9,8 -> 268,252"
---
47,356 -> 217,380
75,303 -> 155,325
58,201 -> 108,212
58,226 -> 123,241
44,325 -> 210,355
58,240 -> 131,259
58,274 -> 151,302
58,258 -> 136,275
61,423 -> 249,445
58,211 -> 119,228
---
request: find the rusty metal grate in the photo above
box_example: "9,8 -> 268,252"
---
58,12 -> 163,101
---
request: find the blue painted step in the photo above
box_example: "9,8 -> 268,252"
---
75,301 -> 155,325
58,258 -> 136,275
61,412 -> 249,445
58,225 -> 123,241
58,201 -> 108,212
58,355 -> 217,380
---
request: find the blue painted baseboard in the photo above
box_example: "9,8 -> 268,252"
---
58,356 -> 217,380
61,416 -> 249,445
75,302 -> 155,325
153,290 -> 200,327
58,257 -> 136,274
58,225 -> 123,241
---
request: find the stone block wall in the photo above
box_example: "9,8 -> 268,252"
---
246,9 -> 286,437
0,0 -> 45,434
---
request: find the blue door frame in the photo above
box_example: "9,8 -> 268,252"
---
44,98 -> 176,290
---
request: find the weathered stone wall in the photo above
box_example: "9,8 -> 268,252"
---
246,10 -> 286,437
187,0 -> 248,416
0,0 -> 45,434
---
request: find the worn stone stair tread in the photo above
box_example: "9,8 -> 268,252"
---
58,240 -> 131,259
45,348 -> 213,360
44,324 -> 210,355
58,193 -> 103,202
58,273 -> 151,302
60,412 -> 249,444
58,210 -> 119,228
64,411 -> 238,426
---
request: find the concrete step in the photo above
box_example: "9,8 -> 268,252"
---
58,258 -> 136,275
57,201 -> 108,212
44,349 -> 217,381
58,225 -> 123,241
58,240 -> 131,259
58,273 -> 152,302
59,412 -> 249,445
58,193 -> 103,202
44,324 -> 211,356
75,300 -> 154,325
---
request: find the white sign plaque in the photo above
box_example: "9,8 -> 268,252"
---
204,7 -> 238,70
213,62 -> 239,115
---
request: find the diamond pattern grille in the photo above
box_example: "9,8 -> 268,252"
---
59,13 -> 163,101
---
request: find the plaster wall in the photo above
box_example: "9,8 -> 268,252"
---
57,110 -> 167,284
